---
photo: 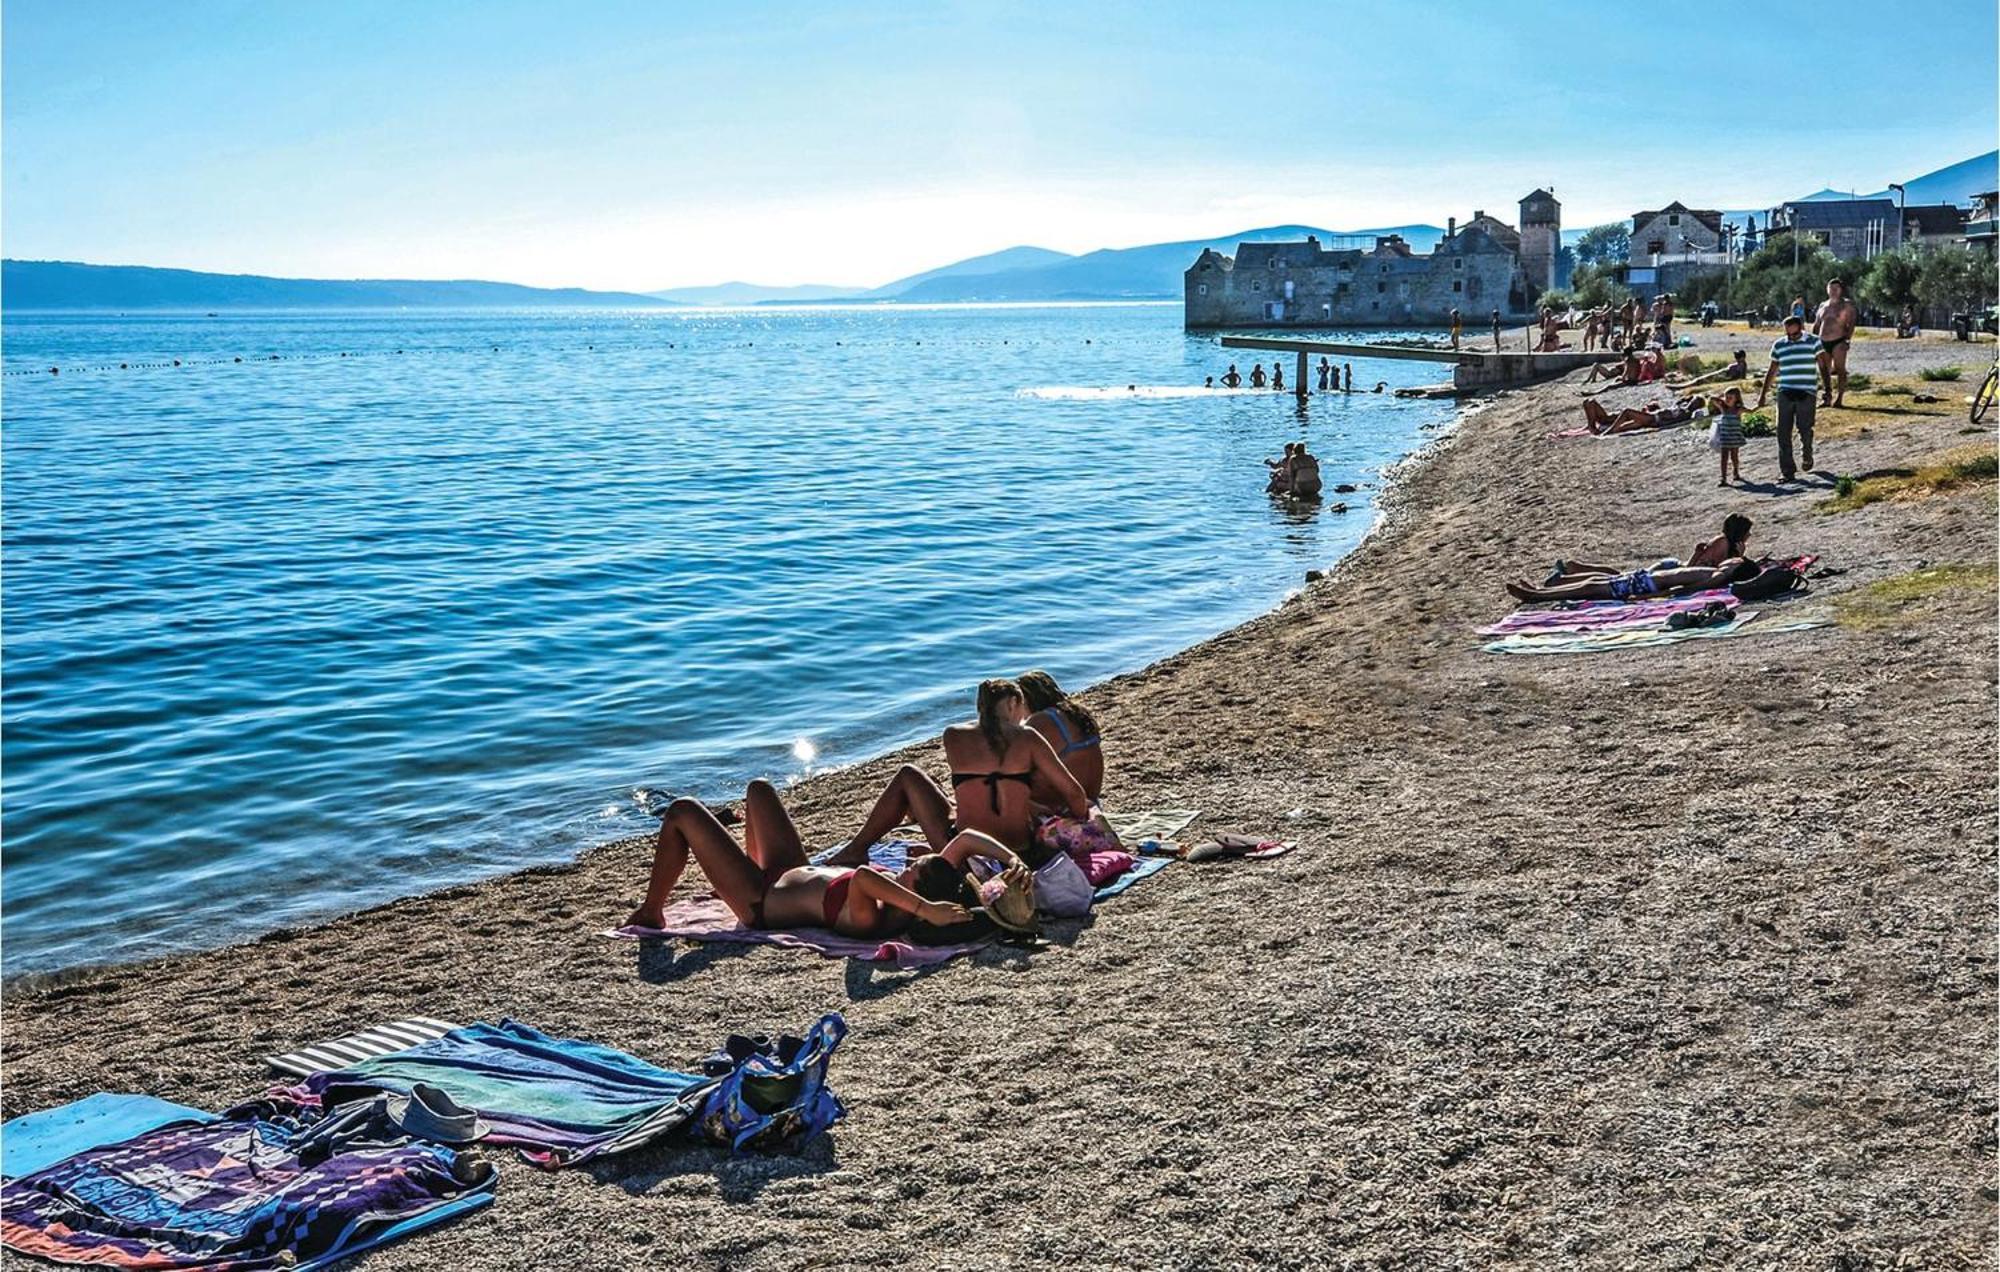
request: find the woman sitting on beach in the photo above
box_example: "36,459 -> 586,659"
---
1019,669 -> 1104,803
828,678 -> 1107,869
623,778 -> 1024,937
1505,558 -> 1759,604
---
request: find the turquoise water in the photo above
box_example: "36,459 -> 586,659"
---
1,304 -> 1453,974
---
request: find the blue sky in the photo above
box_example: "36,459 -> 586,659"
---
5,0 -> 1995,289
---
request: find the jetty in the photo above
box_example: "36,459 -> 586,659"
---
1219,335 -> 1622,395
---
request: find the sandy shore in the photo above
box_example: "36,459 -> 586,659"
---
4,327 -> 1995,1269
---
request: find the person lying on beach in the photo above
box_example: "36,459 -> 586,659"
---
1578,394 -> 1702,435
1505,558 -> 1759,604
623,779 -> 1020,937
1221,364 -> 1242,388
828,678 -> 1108,869
1540,513 -> 1753,583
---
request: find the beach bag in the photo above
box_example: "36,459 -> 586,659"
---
1706,416 -> 1725,451
1032,848 -> 1094,917
697,1013 -> 847,1153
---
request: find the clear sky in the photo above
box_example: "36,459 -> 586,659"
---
5,0 -> 1995,290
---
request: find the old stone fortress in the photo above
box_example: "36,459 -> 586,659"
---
1184,190 -> 1561,330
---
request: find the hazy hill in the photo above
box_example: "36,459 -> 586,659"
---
872,224 -> 1445,303
3,260 -> 677,309
646,280 -> 859,305
862,245 -> 1075,298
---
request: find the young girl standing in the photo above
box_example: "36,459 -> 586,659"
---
1710,386 -> 1747,485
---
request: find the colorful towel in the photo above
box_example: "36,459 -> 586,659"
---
266,1016 -> 460,1078
1483,612 -> 1830,655
0,1109 -> 492,1270
2,1094 -> 216,1179
613,837 -> 991,967
1479,590 -> 1736,636
1092,855 -> 1172,899
288,1020 -> 714,1169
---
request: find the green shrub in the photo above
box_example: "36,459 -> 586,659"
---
1741,410 -> 1774,437
1835,474 -> 1857,498
1844,372 -> 1872,389
1876,383 -> 1913,396
1920,366 -> 1964,382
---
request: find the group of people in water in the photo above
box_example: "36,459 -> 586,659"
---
625,671 -> 1118,946
1264,442 -> 1323,498
1209,361 -> 1386,394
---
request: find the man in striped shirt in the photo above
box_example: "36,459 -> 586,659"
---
1756,313 -> 1824,479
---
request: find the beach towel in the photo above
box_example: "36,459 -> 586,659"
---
0,1108 -> 493,1271
1479,591 -> 1738,636
288,1020 -> 714,1169
1482,611 -> 1830,655
2,1094 -> 216,1179
265,1016 -> 460,1078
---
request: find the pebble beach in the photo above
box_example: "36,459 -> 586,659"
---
4,325 -> 1994,1269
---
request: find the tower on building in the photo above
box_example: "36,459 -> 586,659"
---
1518,188 -> 1561,296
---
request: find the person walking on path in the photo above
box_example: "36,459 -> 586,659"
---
1490,309 -> 1502,351
1812,277 -> 1860,407
1755,312 -> 1824,480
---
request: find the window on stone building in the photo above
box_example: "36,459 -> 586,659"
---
1669,213 -> 1680,226
1647,240 -> 1665,254
1376,282 -> 1385,293
1453,257 -> 1463,270
1252,280 -> 1263,292
1453,280 -> 1463,293
1197,283 -> 1208,296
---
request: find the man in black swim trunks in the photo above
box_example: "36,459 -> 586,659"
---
1812,277 -> 1859,407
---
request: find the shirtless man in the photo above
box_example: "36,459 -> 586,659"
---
1287,444 -> 1323,497
1221,364 -> 1242,388
1506,558 -> 1758,604
1812,277 -> 1859,407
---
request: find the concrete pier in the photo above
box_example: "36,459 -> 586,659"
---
1218,335 -> 1621,393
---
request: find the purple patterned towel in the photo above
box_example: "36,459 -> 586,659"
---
0,1109 -> 492,1270
1478,590 -> 1736,636
610,892 -> 986,968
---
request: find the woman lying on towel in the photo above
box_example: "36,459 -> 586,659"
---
1505,558 -> 1760,604
624,778 -> 1025,938
1540,514 -> 1754,581
827,678 -> 1114,869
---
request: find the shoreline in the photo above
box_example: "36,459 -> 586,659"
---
0,367 -> 1456,990
3,324 -> 1993,1267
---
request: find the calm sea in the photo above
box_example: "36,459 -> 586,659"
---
1,304 -> 1454,974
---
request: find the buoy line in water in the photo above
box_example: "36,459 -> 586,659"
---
1,341 -> 619,379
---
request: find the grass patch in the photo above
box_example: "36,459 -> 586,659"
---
1874,383 -> 1913,396
1820,444 -> 1999,512
1741,410 -> 1774,438
1833,563 -> 1998,629
1844,372 -> 1873,390
1919,366 -> 1964,382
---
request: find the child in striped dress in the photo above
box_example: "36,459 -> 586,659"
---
1710,386 -> 1746,485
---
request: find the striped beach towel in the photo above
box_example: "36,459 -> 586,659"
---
265,1017 -> 459,1079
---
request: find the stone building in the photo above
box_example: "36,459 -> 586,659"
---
1517,189 -> 1561,295
1768,198 -> 1899,259
1183,192 -> 1549,329
1618,200 -> 1731,295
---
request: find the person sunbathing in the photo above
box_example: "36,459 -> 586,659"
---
1548,514 -> 1754,582
1579,394 -> 1701,434
623,778 -> 1022,936
828,678 -> 1105,868
1019,669 -> 1103,803
1506,558 -> 1759,604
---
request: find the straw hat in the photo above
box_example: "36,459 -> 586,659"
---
977,873 -> 1039,937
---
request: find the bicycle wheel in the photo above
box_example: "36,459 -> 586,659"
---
1974,367 -> 1999,426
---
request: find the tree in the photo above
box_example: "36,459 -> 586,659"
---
1914,246 -> 1999,313
1568,263 -> 1628,309
1861,248 -> 1924,312
1574,223 -> 1632,267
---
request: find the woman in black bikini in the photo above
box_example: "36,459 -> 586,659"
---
623,777 -> 1019,938
829,679 -> 1098,868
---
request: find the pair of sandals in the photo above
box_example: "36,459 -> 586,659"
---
1666,601 -> 1734,630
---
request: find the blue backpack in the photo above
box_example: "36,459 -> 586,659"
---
697,1013 -> 847,1152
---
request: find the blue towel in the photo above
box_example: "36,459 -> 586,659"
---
1094,854 -> 1171,900
2,1093 -> 215,1179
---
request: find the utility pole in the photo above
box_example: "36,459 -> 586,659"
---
1889,182 -> 1907,250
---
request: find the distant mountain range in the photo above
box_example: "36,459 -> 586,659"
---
10,152 -> 1992,311
1,260 -> 676,310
